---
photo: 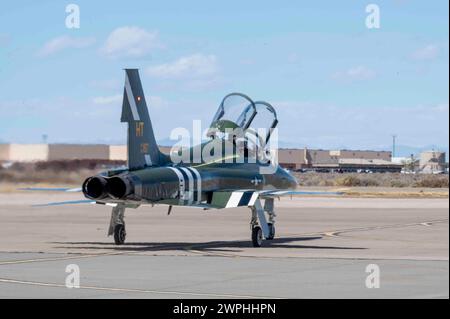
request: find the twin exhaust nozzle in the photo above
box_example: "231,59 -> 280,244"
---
82,175 -> 134,200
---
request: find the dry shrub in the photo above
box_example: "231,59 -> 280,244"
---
414,176 -> 449,188
335,176 -> 380,187
318,179 -> 335,187
335,176 -> 360,187
390,180 -> 408,188
0,160 -> 126,185
294,172 -> 448,188
35,159 -> 126,171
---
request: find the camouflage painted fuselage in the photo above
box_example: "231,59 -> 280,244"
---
87,137 -> 298,208
121,161 -> 297,207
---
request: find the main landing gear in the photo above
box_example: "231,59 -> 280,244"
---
250,198 -> 276,247
109,204 -> 126,245
114,224 -> 126,245
251,226 -> 263,247
107,200 -> 277,247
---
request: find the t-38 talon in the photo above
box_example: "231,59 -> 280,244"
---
28,69 -> 341,247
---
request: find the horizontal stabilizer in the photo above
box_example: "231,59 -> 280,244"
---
32,199 -> 96,207
18,187 -> 82,192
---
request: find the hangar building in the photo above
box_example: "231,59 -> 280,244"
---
278,148 -> 401,172
0,143 -> 412,173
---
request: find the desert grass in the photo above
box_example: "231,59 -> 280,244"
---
295,172 -> 448,188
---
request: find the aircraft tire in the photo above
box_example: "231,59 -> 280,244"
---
252,226 -> 263,247
267,223 -> 275,240
114,224 -> 126,245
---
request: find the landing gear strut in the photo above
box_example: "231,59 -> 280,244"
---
109,204 -> 126,245
250,198 -> 276,247
266,223 -> 275,240
265,198 -> 276,240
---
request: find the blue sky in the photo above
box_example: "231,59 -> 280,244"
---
0,1 -> 448,155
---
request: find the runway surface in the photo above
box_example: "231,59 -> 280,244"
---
0,193 -> 448,298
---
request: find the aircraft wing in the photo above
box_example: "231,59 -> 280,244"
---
209,190 -> 260,209
209,189 -> 343,208
258,190 -> 344,198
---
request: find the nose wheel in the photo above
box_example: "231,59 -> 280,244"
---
250,198 -> 276,247
252,226 -> 263,247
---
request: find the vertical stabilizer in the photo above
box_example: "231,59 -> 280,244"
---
121,69 -> 162,170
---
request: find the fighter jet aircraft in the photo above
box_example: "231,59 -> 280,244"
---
28,69 -> 341,247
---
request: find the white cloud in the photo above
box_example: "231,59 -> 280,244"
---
147,96 -> 169,109
0,33 -> 11,47
0,97 -> 124,144
1,96 -> 448,149
146,54 -> 218,79
274,101 -> 449,148
89,79 -> 121,90
435,102 -> 449,112
37,36 -> 96,57
92,94 -> 168,109
411,44 -> 440,61
101,26 -> 162,58
287,53 -> 300,63
332,66 -> 376,81
92,94 -> 122,105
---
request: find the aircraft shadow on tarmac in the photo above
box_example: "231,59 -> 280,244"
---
52,236 -> 366,253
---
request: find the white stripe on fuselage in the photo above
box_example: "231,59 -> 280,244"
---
168,167 -> 185,205
187,167 -> 202,204
179,167 -> 194,205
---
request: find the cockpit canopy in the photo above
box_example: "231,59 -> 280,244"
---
207,93 -> 278,146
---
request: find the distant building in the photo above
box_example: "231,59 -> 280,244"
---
47,144 -> 110,161
419,151 -> 447,174
278,148 -> 400,172
2,143 -> 444,174
0,143 -> 174,163
0,144 -> 48,162
392,156 -> 420,173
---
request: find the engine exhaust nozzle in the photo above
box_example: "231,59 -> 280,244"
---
82,176 -> 109,200
106,175 -> 134,199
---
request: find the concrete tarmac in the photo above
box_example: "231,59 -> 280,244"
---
0,193 -> 448,298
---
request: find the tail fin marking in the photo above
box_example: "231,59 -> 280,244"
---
121,69 -> 161,170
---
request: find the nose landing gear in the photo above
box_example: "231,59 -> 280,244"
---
250,198 -> 276,247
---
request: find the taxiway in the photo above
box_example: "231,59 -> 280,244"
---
0,193 -> 448,298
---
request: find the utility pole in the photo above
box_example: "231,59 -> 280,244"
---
391,134 -> 397,158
